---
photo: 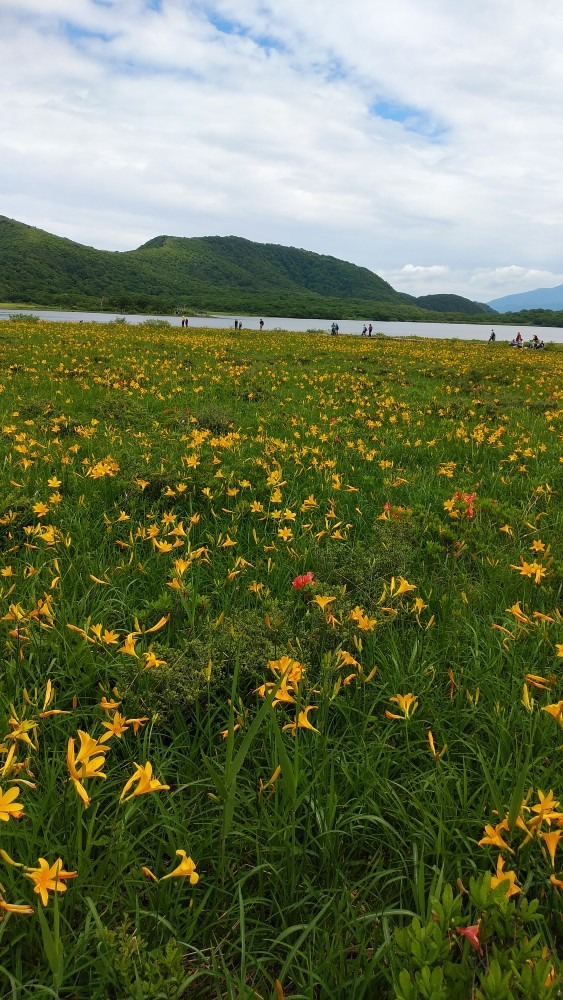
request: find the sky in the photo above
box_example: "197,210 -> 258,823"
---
3,0 -> 563,303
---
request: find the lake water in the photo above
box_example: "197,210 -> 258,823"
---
1,308 -> 562,343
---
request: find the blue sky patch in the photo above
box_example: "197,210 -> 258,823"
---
323,57 -> 348,82
206,10 -> 241,35
206,8 -> 285,53
59,20 -> 114,44
370,99 -> 446,141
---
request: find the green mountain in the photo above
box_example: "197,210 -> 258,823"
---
415,294 -> 495,316
0,215 -> 491,321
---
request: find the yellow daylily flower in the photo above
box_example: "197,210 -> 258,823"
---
478,819 -> 513,852
392,576 -> 417,596
282,705 -> 320,735
427,730 -> 447,761
490,855 -> 520,898
143,649 -> 167,669
0,785 -> 24,822
117,633 -> 139,657
541,702 -> 563,725
0,894 -> 33,915
311,595 -> 336,613
541,830 -> 562,869
120,762 -> 170,803
26,858 -> 77,906
509,559 -> 548,585
160,850 -> 199,884
386,693 -> 419,719
99,711 -> 129,740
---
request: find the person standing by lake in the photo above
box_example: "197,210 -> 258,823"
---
488,329 -> 496,342
259,318 -> 264,331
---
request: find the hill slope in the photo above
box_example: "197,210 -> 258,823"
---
0,216 -> 489,320
416,294 -> 495,316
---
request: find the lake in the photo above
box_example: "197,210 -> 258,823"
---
1,308 -> 562,343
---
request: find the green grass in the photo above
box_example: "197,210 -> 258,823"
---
0,319 -> 560,998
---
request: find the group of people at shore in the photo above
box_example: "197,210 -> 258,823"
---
179,319 -> 547,347
331,322 -> 373,335
180,317 -> 268,331
233,319 -> 265,330
489,330 -> 545,349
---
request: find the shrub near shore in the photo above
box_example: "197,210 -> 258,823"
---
0,319 -> 560,998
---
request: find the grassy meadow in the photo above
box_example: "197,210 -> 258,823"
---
0,318 -> 561,998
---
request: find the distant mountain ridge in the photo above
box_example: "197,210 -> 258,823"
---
489,284 -> 563,313
0,215 -> 493,320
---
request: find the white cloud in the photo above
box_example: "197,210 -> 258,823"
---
2,1 -> 563,303
381,264 -> 563,301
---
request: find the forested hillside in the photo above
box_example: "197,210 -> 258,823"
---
0,216 -> 493,320
416,293 -> 494,316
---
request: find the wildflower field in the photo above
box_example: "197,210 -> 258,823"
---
0,318 -> 561,999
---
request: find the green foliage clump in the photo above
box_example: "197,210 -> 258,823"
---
118,605 -> 296,721
95,924 -> 185,1000
393,877 -> 560,1000
310,519 -> 417,604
